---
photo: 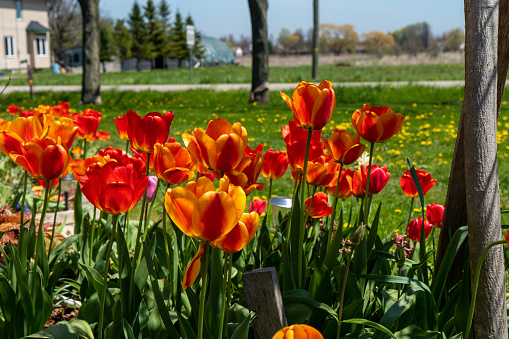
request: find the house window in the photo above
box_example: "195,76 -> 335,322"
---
4,37 -> 14,57
35,36 -> 47,56
15,1 -> 23,20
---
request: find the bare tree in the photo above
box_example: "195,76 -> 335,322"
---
78,0 -> 101,104
47,0 -> 81,67
248,0 -> 269,104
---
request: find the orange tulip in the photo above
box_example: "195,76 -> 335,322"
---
126,110 -> 174,153
286,138 -> 325,176
183,117 -> 248,173
280,80 -> 336,131
43,117 -> 78,150
351,104 -> 405,143
96,130 -> 110,141
211,212 -> 259,253
305,160 -> 338,187
77,157 -> 148,215
261,149 -> 289,180
305,192 -> 332,218
322,129 -> 366,165
72,109 -> 102,141
165,176 -> 246,242
225,144 -> 266,195
327,168 -> 353,199
114,114 -> 129,140
152,142 -> 196,185
10,137 -> 72,180
282,120 -> 322,146
400,169 -> 436,198
272,324 -> 324,339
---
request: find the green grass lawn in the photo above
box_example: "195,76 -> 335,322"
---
1,85 -> 508,237
3,63 -> 465,86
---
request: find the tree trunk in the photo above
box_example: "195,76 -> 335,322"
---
78,0 -> 101,104
312,0 -> 319,79
436,0 -> 509,282
497,0 -> 509,113
463,1 -> 506,338
248,0 -> 269,104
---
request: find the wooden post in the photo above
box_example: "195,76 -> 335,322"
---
243,267 -> 287,338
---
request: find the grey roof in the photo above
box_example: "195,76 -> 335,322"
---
26,21 -> 51,33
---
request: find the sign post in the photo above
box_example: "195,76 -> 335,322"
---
186,25 -> 195,82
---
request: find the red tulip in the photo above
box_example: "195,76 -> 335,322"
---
505,229 -> 509,251
400,169 -> 436,198
8,105 -> 19,115
249,199 -> 267,214
77,157 -> 148,215
286,137 -> 325,176
407,217 -> 432,242
72,109 -> 102,141
305,192 -> 332,218
426,203 -> 444,228
96,130 -> 110,141
322,129 -> 366,165
114,114 -> 129,140
282,120 -> 322,146
351,104 -> 405,143
280,80 -> 336,131
261,149 -> 289,180
352,165 -> 390,198
126,110 -> 174,153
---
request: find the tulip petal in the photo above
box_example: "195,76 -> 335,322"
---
165,187 -> 199,238
99,183 -> 134,215
192,191 -> 237,241
182,241 -> 205,290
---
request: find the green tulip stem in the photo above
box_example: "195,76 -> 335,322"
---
143,179 -> 159,242
464,239 -> 506,339
125,139 -> 130,155
19,170 -> 28,264
267,178 -> 273,216
197,242 -> 210,339
219,252 -> 229,338
83,139 -> 88,159
226,253 -> 233,327
37,180 -> 51,259
98,214 -> 118,339
162,184 -> 173,300
129,152 -> 150,314
297,128 -> 313,289
328,163 -> 344,249
303,185 -> 318,222
406,198 -> 414,232
337,247 -> 355,339
88,207 -> 97,265
363,142 -> 375,224
48,180 -> 62,258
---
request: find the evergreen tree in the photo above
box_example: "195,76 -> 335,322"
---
157,0 -> 171,64
144,0 -> 158,68
99,18 -> 115,73
169,10 -> 187,67
128,1 -> 147,70
185,15 -> 205,61
112,19 -> 132,71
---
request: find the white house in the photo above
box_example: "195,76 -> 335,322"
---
0,0 -> 51,70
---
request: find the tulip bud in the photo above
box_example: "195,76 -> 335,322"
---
350,224 -> 366,245
394,244 -> 406,268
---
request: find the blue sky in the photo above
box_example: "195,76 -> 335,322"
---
100,0 -> 464,41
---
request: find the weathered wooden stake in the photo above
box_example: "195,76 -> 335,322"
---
243,267 -> 287,338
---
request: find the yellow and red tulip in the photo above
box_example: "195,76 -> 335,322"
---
152,142 -> 196,185
280,80 -> 336,131
351,104 -> 404,143
322,129 -> 366,165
